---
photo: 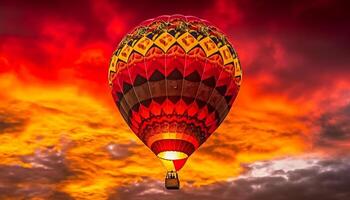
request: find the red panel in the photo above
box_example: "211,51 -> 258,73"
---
216,70 -> 232,87
185,48 -> 207,77
116,69 -> 132,91
129,61 -> 147,84
173,158 -> 188,171
138,104 -> 150,119
166,45 -> 186,76
174,99 -> 187,115
197,106 -> 208,120
187,102 -> 199,117
201,62 -> 221,81
145,47 -> 166,78
149,101 -> 162,116
162,99 -> 174,115
131,110 -> 142,124
205,112 -> 216,125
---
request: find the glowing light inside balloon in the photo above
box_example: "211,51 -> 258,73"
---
158,151 -> 188,160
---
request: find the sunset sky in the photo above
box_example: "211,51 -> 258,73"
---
0,0 -> 349,199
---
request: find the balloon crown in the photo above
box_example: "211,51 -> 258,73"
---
109,15 -> 242,87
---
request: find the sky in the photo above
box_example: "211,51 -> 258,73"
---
0,0 -> 349,199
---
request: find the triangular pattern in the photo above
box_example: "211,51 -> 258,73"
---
187,102 -> 199,117
216,70 -> 232,88
149,70 -> 165,81
185,71 -> 201,82
122,82 -> 133,94
202,76 -> 216,88
195,99 -> 206,109
138,104 -> 150,119
162,99 -> 175,115
116,92 -> 124,102
167,69 -> 183,80
168,96 -> 181,104
141,99 -> 152,107
165,45 -> 186,76
215,85 -> 227,96
174,99 -> 187,115
200,63 -> 216,81
131,103 -> 140,112
149,101 -> 162,116
153,96 -> 167,104
133,74 -> 147,86
130,62 -> 148,84
182,96 -> 195,105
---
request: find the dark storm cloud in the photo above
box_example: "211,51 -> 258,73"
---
105,141 -> 141,159
234,0 -> 350,29
217,0 -> 350,97
245,33 -> 350,97
316,104 -> 350,147
0,110 -> 27,134
109,157 -> 350,200
0,118 -> 26,133
0,148 -> 73,199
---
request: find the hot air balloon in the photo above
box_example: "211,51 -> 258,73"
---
108,15 -> 242,189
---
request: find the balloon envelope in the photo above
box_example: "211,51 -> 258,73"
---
109,15 -> 242,171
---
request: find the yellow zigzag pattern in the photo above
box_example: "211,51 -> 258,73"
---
108,30 -> 242,86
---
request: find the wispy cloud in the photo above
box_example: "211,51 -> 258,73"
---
110,156 -> 350,200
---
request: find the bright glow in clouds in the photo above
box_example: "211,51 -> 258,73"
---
237,156 -> 320,180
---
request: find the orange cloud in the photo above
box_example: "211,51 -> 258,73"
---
0,71 -> 316,198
